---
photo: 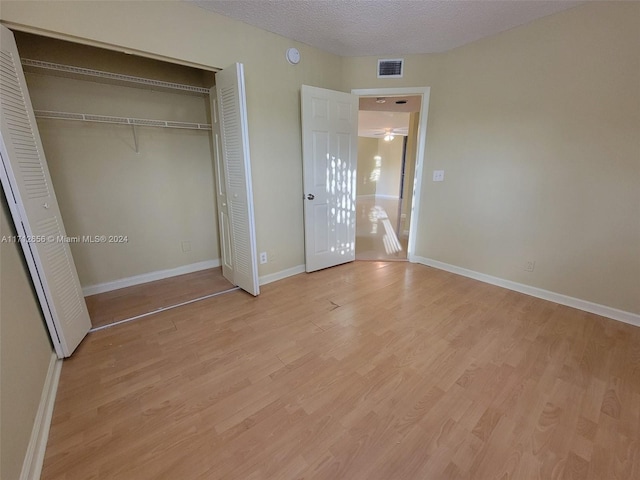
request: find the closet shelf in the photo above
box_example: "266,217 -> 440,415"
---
22,58 -> 210,95
34,110 -> 212,131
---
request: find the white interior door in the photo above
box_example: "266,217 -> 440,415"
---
0,25 -> 91,357
213,63 -> 259,296
301,85 -> 358,272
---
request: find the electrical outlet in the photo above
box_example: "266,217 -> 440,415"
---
433,170 -> 445,182
259,252 -> 268,264
524,260 -> 536,272
181,241 -> 191,253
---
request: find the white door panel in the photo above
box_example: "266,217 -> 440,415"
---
210,87 -> 234,280
301,85 -> 358,272
212,64 -> 259,296
0,25 -> 91,357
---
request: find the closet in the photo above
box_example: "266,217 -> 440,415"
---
0,27 -> 259,358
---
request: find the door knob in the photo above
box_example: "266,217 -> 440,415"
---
43,203 -> 49,209
306,194 -> 315,200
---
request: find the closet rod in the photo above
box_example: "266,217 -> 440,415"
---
34,110 -> 212,131
22,58 -> 210,94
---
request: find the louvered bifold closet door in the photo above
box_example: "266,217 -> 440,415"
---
0,25 -> 91,357
215,64 -> 259,296
209,87 -> 234,284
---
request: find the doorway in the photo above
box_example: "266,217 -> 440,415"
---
300,86 -> 430,273
355,95 -> 421,261
352,87 -> 430,263
3,30 -> 258,349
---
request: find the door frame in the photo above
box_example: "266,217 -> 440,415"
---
351,87 -> 430,263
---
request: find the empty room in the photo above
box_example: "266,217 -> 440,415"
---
1,1 -> 638,479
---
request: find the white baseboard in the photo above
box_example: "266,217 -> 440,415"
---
20,353 -> 61,480
356,194 -> 400,200
375,194 -> 400,199
413,256 -> 640,328
259,264 -> 306,286
82,259 -> 221,296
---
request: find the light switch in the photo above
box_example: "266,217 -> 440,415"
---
433,170 -> 445,182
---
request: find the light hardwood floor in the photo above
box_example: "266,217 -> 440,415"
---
356,196 -> 409,261
85,267 -> 235,328
43,262 -> 639,479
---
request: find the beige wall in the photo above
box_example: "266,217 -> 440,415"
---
344,2 -> 640,314
0,193 -> 55,480
356,137 -> 379,196
23,71 -> 218,287
0,0 -> 343,276
376,136 -> 404,198
357,136 -> 406,201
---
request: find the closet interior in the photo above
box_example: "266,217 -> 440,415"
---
14,32 -> 234,329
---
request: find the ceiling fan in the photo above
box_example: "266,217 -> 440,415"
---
371,127 -> 408,141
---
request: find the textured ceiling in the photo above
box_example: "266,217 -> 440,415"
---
191,0 -> 583,56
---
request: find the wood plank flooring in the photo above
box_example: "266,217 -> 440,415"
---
85,267 -> 235,328
42,261 -> 640,479
356,196 -> 408,261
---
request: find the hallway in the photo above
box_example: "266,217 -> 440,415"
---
355,195 -> 408,261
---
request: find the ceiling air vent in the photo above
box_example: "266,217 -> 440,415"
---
377,58 -> 404,78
